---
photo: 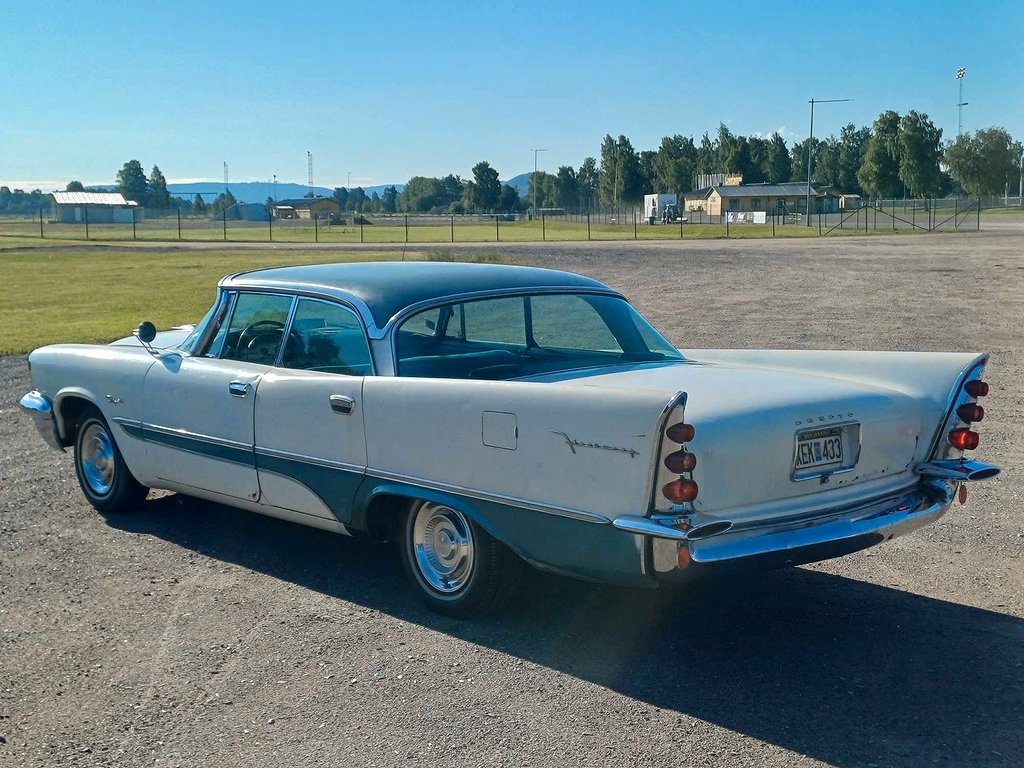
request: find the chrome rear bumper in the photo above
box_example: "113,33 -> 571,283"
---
19,391 -> 64,451
615,477 -> 970,580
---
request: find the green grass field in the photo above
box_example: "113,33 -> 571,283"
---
0,216 -> 893,245
0,246 -> 511,356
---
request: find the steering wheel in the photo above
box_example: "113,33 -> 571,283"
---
236,320 -> 295,363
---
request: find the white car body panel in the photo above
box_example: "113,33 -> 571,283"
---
19,263 -> 999,590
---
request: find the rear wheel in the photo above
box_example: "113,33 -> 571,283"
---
73,406 -> 148,513
399,500 -> 521,617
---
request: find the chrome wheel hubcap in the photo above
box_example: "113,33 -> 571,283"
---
81,423 -> 115,496
411,503 -> 474,594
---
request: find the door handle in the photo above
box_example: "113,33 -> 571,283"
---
228,381 -> 250,398
329,394 -> 355,415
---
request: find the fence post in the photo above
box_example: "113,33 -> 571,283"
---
405,215 -> 409,243
771,215 -> 775,237
633,211 -> 637,239
314,214 -> 318,243
817,211 -> 821,236
892,200 -> 896,231
953,198 -> 958,230
977,199 -> 980,231
912,203 -> 915,230
542,213 -> 546,241
450,215 -> 454,243
679,213 -> 683,239
873,205 -> 876,231
495,215 -> 499,242
39,207 -> 44,238
587,212 -> 591,240
268,210 -> 273,241
85,207 -> 89,240
177,209 -> 182,240
222,207 -> 227,241
132,206 -> 137,240
725,214 -> 729,238
360,220 -> 364,243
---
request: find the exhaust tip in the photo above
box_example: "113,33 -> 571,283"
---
686,520 -> 733,541
966,466 -> 1000,481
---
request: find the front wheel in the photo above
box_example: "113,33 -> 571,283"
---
73,406 -> 148,513
399,500 -> 521,617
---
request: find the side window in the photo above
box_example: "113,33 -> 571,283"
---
220,293 -> 295,364
462,297 -> 526,346
530,295 -> 621,351
282,299 -> 372,376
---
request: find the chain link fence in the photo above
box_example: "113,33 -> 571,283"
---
2,196 -> 1015,244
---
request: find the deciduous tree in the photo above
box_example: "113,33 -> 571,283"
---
898,111 -> 943,198
944,127 -> 1019,197
858,111 -> 902,198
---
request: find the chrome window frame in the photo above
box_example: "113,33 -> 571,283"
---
279,296 -> 377,376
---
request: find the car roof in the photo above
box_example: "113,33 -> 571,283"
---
220,261 -> 620,335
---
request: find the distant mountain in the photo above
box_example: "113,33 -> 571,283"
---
166,181 -> 404,204
502,173 -> 531,197
94,181 -> 403,205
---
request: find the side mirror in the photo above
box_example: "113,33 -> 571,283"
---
136,321 -> 157,344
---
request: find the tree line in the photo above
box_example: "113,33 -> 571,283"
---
0,113 -> 1019,217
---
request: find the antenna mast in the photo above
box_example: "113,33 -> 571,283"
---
307,151 -> 314,196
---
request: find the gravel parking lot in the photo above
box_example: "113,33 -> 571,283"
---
2,225 -> 1022,767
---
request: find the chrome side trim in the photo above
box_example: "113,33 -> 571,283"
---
19,391 -> 64,451
254,446 -> 365,474
916,459 -> 1000,482
613,515 -> 689,540
142,422 -> 252,451
365,467 -> 610,524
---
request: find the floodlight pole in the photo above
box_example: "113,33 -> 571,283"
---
806,97 -> 852,225
532,148 -> 548,219
956,67 -> 967,136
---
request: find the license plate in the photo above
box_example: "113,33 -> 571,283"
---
794,428 -> 844,470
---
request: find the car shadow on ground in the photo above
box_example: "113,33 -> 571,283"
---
109,494 -> 1023,767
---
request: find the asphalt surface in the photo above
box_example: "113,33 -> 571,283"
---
2,224 -> 1022,767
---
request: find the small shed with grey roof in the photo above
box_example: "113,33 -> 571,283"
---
50,192 -> 139,224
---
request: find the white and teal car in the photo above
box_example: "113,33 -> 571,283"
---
20,262 -> 999,615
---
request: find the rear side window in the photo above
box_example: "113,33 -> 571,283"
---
282,299 -> 372,376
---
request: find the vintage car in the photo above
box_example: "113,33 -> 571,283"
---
20,262 -> 999,616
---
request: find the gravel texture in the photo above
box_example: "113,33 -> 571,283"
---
1,225 -> 1022,767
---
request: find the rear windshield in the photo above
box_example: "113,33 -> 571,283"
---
395,293 -> 682,379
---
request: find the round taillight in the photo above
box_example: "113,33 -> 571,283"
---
965,380 -> 989,397
664,450 -> 697,473
948,428 -> 980,451
663,478 -> 698,504
956,403 -> 985,422
666,422 -> 695,443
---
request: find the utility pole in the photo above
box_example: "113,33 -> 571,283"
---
806,97 -> 852,225
307,151 -> 314,196
956,68 -> 967,136
531,148 -> 548,218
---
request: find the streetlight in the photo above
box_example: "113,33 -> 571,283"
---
956,67 -> 968,136
531,148 -> 548,217
806,97 -> 852,224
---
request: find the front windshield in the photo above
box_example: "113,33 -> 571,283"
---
395,293 -> 682,380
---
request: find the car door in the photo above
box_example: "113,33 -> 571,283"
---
253,297 -> 370,522
143,291 -> 295,501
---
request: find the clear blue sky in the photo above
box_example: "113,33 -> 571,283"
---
2,0 -> 1021,190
